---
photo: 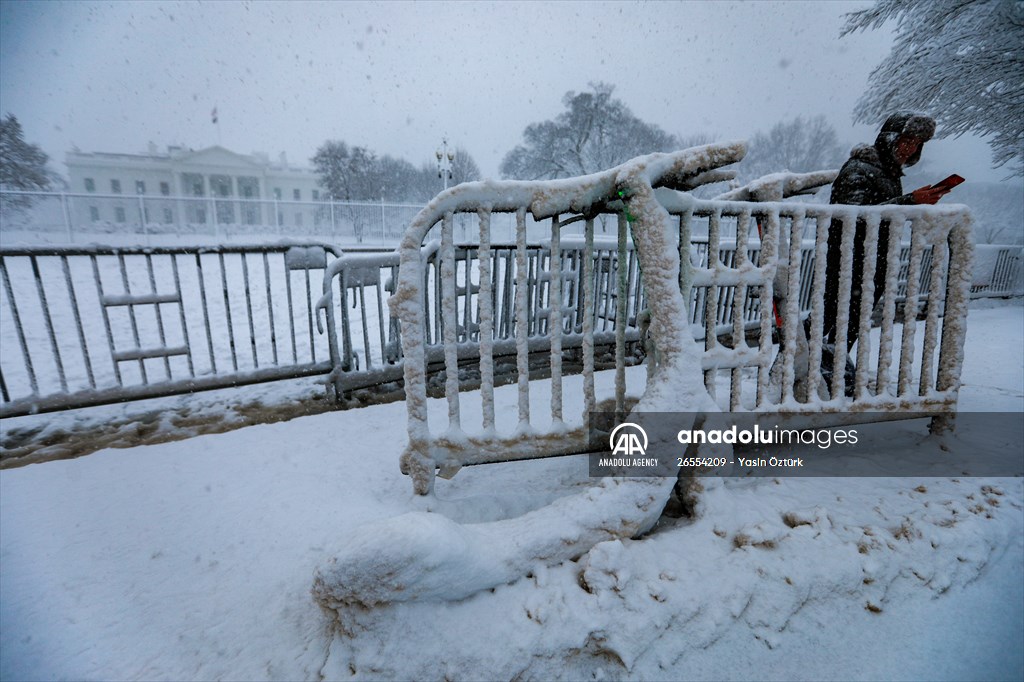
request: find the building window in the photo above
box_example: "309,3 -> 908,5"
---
143,208 -> 150,223
160,182 -> 170,196
237,176 -> 259,200
295,213 -> 303,227
85,178 -> 95,193
210,175 -> 232,197
312,189 -> 319,201
274,188 -> 282,200
115,207 -> 126,223
89,206 -> 100,222
293,188 -> 300,201
182,173 -> 204,196
135,180 -> 146,194
163,208 -> 173,224
277,210 -> 283,225
111,179 -> 122,194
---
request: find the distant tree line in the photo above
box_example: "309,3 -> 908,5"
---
311,140 -> 481,204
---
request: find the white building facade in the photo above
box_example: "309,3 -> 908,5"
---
64,145 -> 326,231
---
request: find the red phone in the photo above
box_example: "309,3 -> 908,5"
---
931,174 -> 965,192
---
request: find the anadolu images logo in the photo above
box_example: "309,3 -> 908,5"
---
609,422 -> 648,456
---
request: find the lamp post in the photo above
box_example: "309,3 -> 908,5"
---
436,138 -> 455,190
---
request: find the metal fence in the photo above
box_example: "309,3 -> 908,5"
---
1,190 -> 606,246
0,242 -> 341,417
386,147 -> 976,494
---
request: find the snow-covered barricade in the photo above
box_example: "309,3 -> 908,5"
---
312,144 -> 975,610
388,147 -> 973,495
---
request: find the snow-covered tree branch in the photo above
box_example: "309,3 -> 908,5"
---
842,0 -> 1024,177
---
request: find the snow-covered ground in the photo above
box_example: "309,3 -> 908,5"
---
1,300 -> 1022,681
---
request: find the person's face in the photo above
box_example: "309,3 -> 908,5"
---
893,135 -> 923,165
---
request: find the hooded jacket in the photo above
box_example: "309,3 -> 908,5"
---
830,112 -> 937,206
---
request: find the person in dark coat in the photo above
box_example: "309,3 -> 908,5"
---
816,111 -> 950,395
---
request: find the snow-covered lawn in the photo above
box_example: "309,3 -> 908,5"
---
1,301 -> 1022,681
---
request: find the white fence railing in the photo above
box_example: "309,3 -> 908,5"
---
1,190 -> 619,246
391,147 -> 975,494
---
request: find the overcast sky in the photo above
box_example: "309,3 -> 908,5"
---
0,0 -> 1012,185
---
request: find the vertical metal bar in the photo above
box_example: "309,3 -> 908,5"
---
284,256 -> 298,363
441,211 -> 462,430
61,255 -> 95,389
501,247 -> 514,339
61,193 -> 73,243
358,284 -> 371,368
782,210 -> 806,403
118,254 -> 148,384
375,269 -> 387,366
730,208 -> 752,410
305,267 -> 316,363
599,245 -> 613,332
0,368 -> 9,403
515,207 -> 531,427
874,220 -> 903,396
934,215 -> 973,397
582,217 -> 596,418
240,253 -> 258,368
263,252 -> 278,365
804,212 -> 830,402
830,213 -> 857,400
339,269 -> 353,370
138,195 -> 150,246
898,219 -> 925,396
170,255 -> 195,377
0,257 -> 39,394
704,208 -> 722,399
218,253 -> 239,371
194,253 -> 217,374
141,256 -> 170,382
615,213 -> 628,418
854,214 -> 881,399
463,247 -> 474,343
755,210 -> 780,407
679,209 -> 694,318
549,214 -> 564,425
92,254 -> 122,386
918,237 -> 949,396
478,209 -> 496,431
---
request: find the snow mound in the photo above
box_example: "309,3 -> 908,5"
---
319,474 -> 1023,680
313,475 -> 677,608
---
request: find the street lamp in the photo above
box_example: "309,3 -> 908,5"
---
436,138 -> 455,190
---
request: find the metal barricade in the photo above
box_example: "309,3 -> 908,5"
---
389,147 -> 974,494
0,242 -> 340,417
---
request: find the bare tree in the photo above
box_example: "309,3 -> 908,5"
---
499,82 -> 678,180
736,116 -> 846,184
842,0 -> 1024,177
450,147 -> 482,186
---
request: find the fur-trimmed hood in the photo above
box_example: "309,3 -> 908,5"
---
873,111 -> 937,171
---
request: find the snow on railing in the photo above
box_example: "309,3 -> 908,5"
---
314,147 -> 975,611
390,146 -> 975,495
392,144 -> 746,495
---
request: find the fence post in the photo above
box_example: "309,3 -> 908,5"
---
60,192 -> 73,243
381,197 -> 386,244
211,197 -> 219,240
137,194 -> 150,245
274,199 -> 281,236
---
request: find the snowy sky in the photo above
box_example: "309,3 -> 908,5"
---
0,0 -> 1012,184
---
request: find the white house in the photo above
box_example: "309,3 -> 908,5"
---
64,145 -> 325,230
